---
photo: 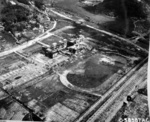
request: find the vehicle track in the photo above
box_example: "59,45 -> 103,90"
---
87,63 -> 147,122
75,57 -> 147,122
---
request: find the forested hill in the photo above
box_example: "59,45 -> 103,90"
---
83,0 -> 150,19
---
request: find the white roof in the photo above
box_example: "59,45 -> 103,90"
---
10,1 -> 16,5
52,43 -> 57,46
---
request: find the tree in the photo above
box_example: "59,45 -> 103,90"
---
126,95 -> 133,102
103,0 -> 147,19
34,0 -> 45,10
17,0 -> 30,5
1,5 -> 30,23
1,4 -> 32,38
84,0 -> 148,19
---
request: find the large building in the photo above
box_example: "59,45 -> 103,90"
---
42,47 -> 53,58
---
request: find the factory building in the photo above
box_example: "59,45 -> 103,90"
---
66,41 -> 75,47
42,47 -> 53,59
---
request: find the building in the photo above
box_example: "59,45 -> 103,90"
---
42,47 -> 53,59
81,0 -> 104,6
68,48 -> 76,54
0,25 -> 4,31
66,41 -> 75,47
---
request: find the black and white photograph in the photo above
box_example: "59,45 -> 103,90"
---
0,0 -> 149,122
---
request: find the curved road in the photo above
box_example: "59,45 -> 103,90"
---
0,21 -> 57,57
50,8 -> 148,53
75,57 -> 148,122
0,23 -> 75,58
58,70 -> 101,97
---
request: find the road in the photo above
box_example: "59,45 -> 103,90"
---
59,70 -> 102,97
0,33 -> 54,57
75,57 -> 147,122
0,8 -> 147,57
50,8 -> 148,53
105,72 -> 147,122
0,5 -> 148,122
0,20 -> 57,57
86,62 -> 147,122
0,22 -> 74,57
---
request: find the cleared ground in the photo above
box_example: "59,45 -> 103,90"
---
0,90 -> 29,120
0,53 -> 26,75
11,74 -> 98,120
67,54 -> 123,88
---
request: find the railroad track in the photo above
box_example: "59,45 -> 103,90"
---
86,61 -> 148,122
105,72 -> 147,122
75,57 -> 148,122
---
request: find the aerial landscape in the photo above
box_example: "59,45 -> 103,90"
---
0,0 -> 149,122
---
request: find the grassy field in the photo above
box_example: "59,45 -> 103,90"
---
0,53 -> 24,75
67,54 -> 121,88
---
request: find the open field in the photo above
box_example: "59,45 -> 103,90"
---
0,90 -> 29,120
67,54 -> 123,88
10,74 -> 99,120
0,53 -> 26,75
0,1 -> 148,121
